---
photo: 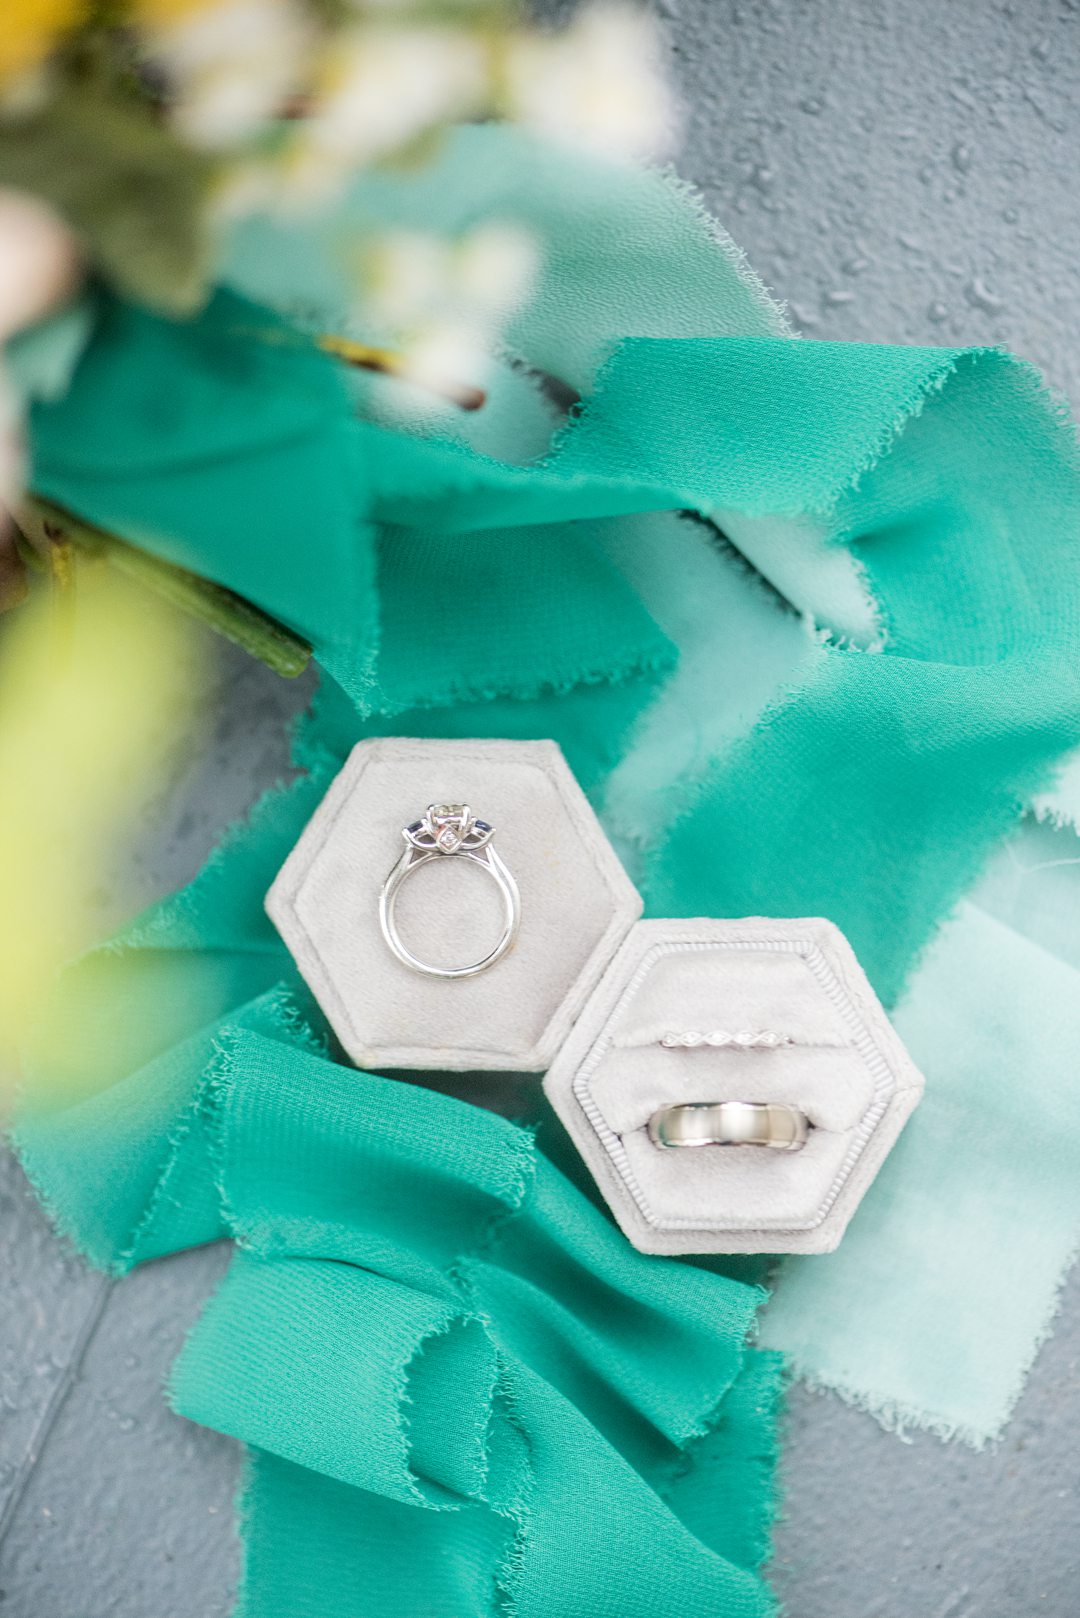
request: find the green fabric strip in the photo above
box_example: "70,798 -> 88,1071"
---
19,990 -> 781,1617
173,1252 -> 500,1504
27,289 -> 380,704
223,124 -> 791,394
370,519 -> 675,715
15,713 -> 783,1613
624,344 -> 1080,1001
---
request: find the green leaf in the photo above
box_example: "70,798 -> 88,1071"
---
0,84 -> 219,313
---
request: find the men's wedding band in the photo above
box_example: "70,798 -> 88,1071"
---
647,1101 -> 810,1151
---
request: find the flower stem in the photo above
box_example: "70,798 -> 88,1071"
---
17,495 -> 313,679
316,335 -> 487,412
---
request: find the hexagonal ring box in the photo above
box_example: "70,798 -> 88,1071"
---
267,738 -> 641,1072
542,917 -> 924,1255
268,738 -> 923,1253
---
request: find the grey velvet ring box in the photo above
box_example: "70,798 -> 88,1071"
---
266,737 -> 641,1073
543,917 -> 924,1255
266,737 -> 924,1255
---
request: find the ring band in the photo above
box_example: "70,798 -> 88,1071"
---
615,1028 -> 794,1050
378,803 -> 520,979
648,1101 -> 809,1151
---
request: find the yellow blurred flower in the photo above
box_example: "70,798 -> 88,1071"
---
0,0 -> 269,89
134,0 -> 225,20
0,0 -> 87,84
0,557 -> 198,1091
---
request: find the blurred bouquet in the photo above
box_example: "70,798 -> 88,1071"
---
0,0 -> 677,315
0,0 -> 677,1075
0,0 -> 677,598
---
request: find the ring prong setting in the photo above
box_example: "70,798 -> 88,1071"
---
403,804 -> 494,856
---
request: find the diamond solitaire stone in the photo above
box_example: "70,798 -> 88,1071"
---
403,804 -> 495,855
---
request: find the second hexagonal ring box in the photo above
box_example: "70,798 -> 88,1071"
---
267,737 -> 923,1254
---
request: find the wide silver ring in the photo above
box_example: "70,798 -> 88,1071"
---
648,1101 -> 809,1151
378,803 -> 521,979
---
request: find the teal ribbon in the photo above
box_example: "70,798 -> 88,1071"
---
16,126 -> 1080,1614
18,968 -> 780,1618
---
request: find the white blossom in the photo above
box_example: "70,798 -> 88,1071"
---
0,364 -> 24,527
366,231 -> 455,331
366,224 -> 537,332
292,26 -> 487,188
403,322 -> 490,396
0,188 -> 79,342
506,3 -> 678,162
455,224 -> 538,320
358,222 -> 538,416
144,0 -> 311,150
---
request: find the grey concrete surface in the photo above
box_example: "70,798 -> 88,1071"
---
3,1 -> 1080,1613
668,0 -> 1080,408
